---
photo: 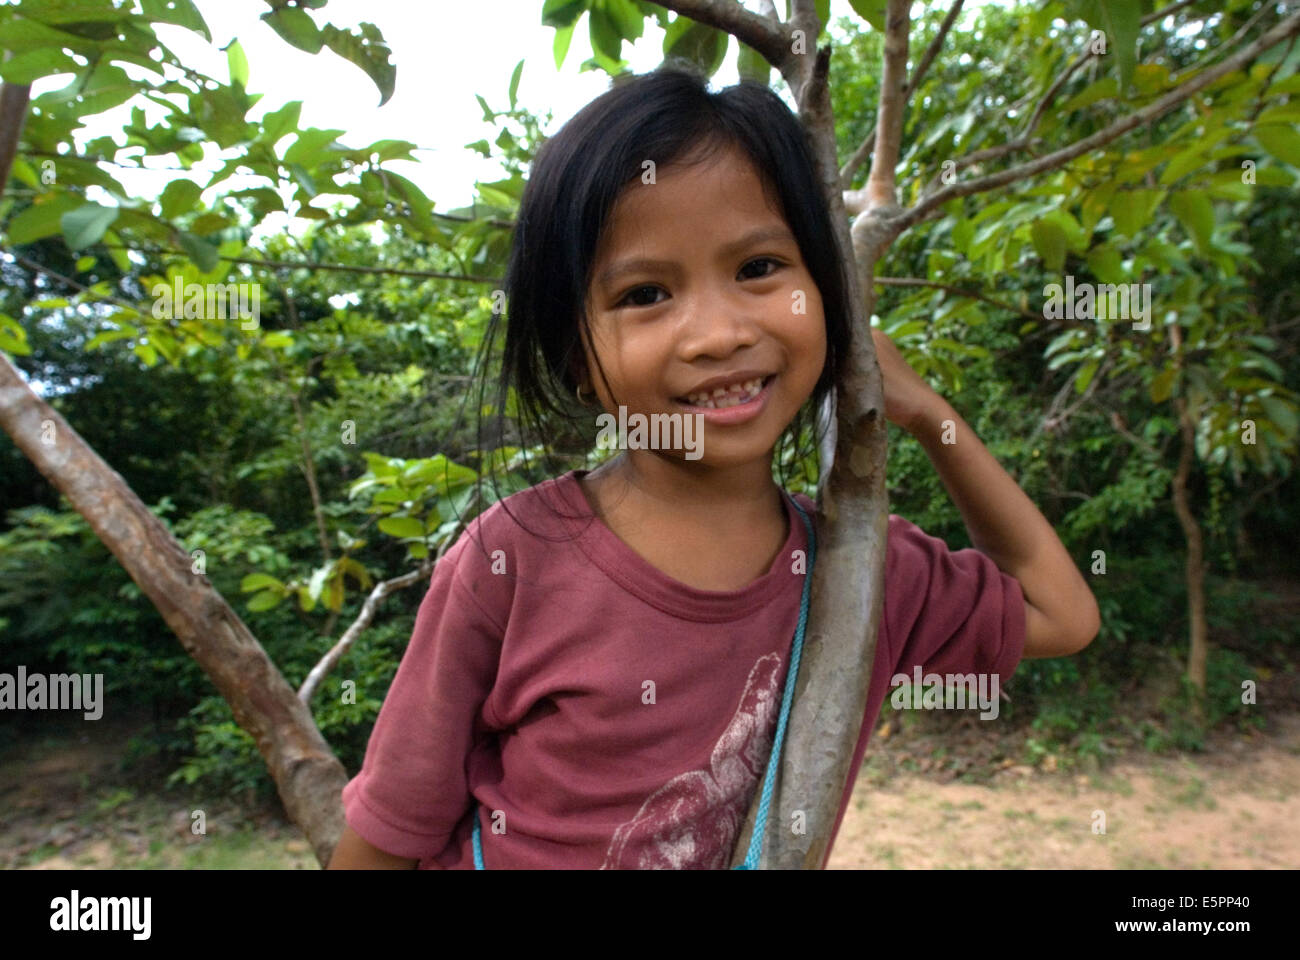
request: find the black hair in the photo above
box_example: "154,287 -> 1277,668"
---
464,60 -> 853,539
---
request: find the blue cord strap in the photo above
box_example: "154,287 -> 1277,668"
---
473,492 -> 816,870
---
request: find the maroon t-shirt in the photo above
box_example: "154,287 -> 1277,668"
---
341,468 -> 1025,868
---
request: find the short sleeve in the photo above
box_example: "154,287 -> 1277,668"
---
881,514 -> 1026,682
340,547 -> 503,860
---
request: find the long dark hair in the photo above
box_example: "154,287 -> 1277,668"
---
464,61 -> 853,540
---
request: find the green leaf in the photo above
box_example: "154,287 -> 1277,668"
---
1149,368 -> 1177,404
75,255 -> 96,272
246,590 -> 283,612
848,0 -> 886,31
225,39 -> 249,87
159,179 -> 202,219
553,21 -> 576,69
1083,0 -> 1140,93
1030,219 -> 1067,272
1259,395 -> 1299,440
177,231 -> 220,273
1085,243 -> 1125,284
261,6 -> 323,54
1254,123 -> 1300,168
738,42 -> 769,84
283,127 -> 345,166
1074,359 -> 1099,395
508,59 -> 524,109
1058,75 -> 1118,113
0,313 -> 31,356
141,0 -> 211,41
1158,143 -> 1210,186
951,216 -> 974,255
1079,180 -> 1115,237
663,17 -> 727,77
589,6 -> 624,62
240,573 -> 284,593
542,0 -> 587,28
133,342 -> 158,366
260,100 -> 302,145
321,22 -> 395,106
0,47 -> 78,84
61,203 -> 118,250
605,0 -> 645,41
103,230 -> 130,272
1167,191 -> 1214,256
377,516 -> 426,539
1110,187 -> 1164,239
86,323 -> 138,351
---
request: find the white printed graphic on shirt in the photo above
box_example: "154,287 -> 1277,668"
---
600,652 -> 782,869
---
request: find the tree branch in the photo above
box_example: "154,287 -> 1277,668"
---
1142,0 -> 1197,27
861,0 -> 912,213
100,244 -> 502,284
653,0 -> 791,68
874,275 -> 1042,322
904,0 -> 962,110
1021,43 -> 1093,141
892,9 -> 1300,234
298,559 -> 432,706
841,0 -> 964,191
0,83 -> 32,196
0,350 -> 349,865
9,252 -> 147,318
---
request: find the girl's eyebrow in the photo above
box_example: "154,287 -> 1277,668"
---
595,224 -> 797,291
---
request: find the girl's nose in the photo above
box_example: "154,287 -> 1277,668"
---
675,292 -> 761,361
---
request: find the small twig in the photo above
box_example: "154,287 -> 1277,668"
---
297,560 -> 433,706
874,275 -> 1041,322
100,244 -> 503,284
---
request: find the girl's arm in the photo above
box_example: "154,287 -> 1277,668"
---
326,824 -> 420,869
871,328 -> 1101,659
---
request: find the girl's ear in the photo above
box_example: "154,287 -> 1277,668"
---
567,358 -> 588,392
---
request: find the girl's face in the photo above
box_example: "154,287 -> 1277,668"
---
581,143 -> 827,470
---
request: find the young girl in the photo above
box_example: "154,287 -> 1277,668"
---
327,65 -> 1100,870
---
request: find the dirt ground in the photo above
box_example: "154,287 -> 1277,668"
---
828,711 -> 1300,869
3,709 -> 1298,869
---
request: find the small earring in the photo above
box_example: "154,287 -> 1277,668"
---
576,382 -> 591,404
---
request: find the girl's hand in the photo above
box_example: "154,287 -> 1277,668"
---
871,326 -> 943,434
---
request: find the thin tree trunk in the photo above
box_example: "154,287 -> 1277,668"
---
1168,323 -> 1208,715
0,354 -> 349,867
0,82 -> 31,196
1172,393 -> 1209,710
686,0 -> 898,869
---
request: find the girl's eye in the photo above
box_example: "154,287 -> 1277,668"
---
617,285 -> 667,308
615,259 -> 782,307
739,257 -> 782,280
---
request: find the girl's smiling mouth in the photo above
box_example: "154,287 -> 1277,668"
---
673,374 -> 776,424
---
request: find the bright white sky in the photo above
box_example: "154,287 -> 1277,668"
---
32,1 -> 1001,214
39,0 -> 755,212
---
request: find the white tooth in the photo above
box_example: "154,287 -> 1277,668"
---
744,379 -> 759,393
712,387 -> 728,398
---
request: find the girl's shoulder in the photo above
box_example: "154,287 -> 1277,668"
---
441,470 -> 588,571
